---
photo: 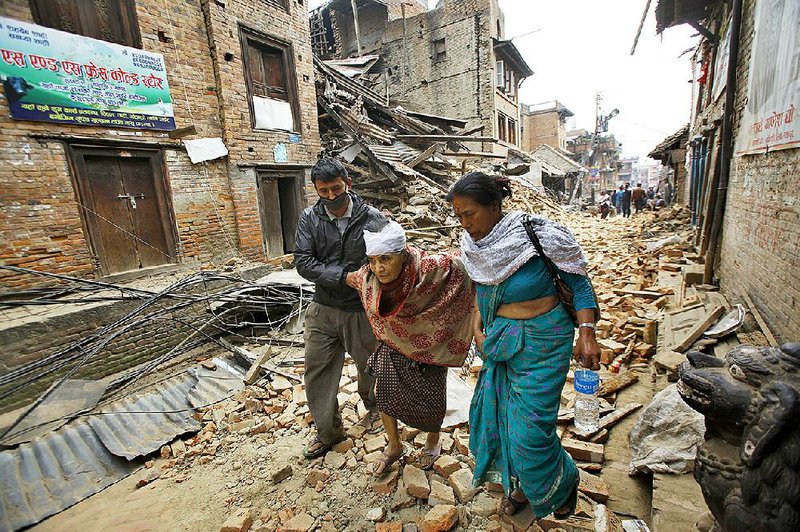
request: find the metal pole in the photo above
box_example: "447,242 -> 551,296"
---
350,0 -> 362,56
704,0 -> 742,284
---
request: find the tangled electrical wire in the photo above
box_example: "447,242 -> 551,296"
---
0,266 -> 312,442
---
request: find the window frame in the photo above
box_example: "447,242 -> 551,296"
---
29,0 -> 142,48
497,112 -> 507,142
239,25 -> 302,133
432,37 -> 447,63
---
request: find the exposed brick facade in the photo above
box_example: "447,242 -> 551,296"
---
0,0 -> 320,289
0,0 -> 319,410
684,0 -> 799,342
521,109 -> 567,152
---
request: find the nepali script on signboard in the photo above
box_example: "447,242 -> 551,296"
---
0,16 -> 176,131
735,0 -> 799,155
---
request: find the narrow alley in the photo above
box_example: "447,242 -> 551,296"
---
0,1 -> 797,532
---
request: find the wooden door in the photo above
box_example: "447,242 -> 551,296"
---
257,171 -> 303,258
259,177 -> 285,258
71,147 -> 176,276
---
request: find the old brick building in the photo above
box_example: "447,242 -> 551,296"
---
311,0 -> 532,151
654,0 -> 799,342
520,100 -> 573,152
0,0 -> 320,291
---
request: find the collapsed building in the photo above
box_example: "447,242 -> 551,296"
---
311,0 -> 533,154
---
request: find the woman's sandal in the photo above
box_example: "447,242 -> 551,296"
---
553,482 -> 579,519
372,448 -> 406,477
499,492 -> 528,517
417,443 -> 441,471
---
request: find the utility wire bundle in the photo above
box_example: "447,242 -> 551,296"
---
0,267 -> 311,442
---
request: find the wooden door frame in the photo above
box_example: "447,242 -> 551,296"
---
256,168 -> 305,258
66,144 -> 179,277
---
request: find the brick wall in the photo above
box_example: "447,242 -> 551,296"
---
521,111 -> 563,152
0,0 -> 320,288
0,0 -> 320,409
687,0 -> 799,342
380,0 -> 497,143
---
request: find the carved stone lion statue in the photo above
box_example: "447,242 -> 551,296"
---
678,342 -> 800,532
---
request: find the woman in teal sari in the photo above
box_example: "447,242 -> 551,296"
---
447,172 -> 601,519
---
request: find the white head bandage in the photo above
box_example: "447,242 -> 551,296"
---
364,220 -> 406,256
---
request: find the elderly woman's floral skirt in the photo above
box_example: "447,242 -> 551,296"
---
368,342 -> 447,433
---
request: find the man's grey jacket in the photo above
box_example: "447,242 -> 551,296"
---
294,192 -> 386,312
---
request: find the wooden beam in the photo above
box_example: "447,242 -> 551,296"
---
673,305 -> 725,352
458,124 -> 485,136
317,97 -> 400,184
742,293 -> 779,347
407,142 -> 443,168
397,135 -> 498,142
574,403 -> 643,440
688,20 -> 717,43
244,347 -> 273,385
597,372 -> 639,397
441,151 -> 507,159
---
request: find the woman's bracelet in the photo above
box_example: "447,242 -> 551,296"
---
578,322 -> 596,330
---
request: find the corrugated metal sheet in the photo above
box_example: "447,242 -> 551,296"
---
88,371 -> 202,461
0,358 -> 245,531
0,419 -> 139,532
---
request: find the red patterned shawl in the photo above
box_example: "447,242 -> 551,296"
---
355,246 -> 476,367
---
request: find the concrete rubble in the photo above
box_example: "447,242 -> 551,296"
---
63,203 -> 765,532
4,198 -> 784,532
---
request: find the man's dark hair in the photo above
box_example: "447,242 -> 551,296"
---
446,171 -> 512,206
311,158 -> 348,184
637,182 -> 642,187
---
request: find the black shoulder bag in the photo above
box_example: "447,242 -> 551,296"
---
522,218 -> 601,328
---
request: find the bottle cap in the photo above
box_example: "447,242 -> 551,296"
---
574,369 -> 599,394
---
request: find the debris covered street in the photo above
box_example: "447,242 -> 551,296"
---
1,0 -> 798,531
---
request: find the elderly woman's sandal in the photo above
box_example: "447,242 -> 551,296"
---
417,443 -> 441,470
372,448 -> 406,477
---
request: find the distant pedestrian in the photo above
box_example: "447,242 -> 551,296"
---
632,182 -> 646,214
598,190 -> 611,219
646,186 -> 655,201
615,185 -> 624,214
621,182 -> 632,218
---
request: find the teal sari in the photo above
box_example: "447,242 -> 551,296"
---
469,280 -> 579,518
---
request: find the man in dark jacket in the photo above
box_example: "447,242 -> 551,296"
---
295,158 -> 387,458
621,182 -> 632,218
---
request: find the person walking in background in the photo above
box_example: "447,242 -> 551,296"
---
615,185 -> 624,214
610,188 -> 619,215
598,190 -> 611,219
295,158 -> 387,459
621,182 -> 632,218
631,183 -> 646,214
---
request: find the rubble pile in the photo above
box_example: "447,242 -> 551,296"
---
140,346 -> 625,532
314,57 -> 564,255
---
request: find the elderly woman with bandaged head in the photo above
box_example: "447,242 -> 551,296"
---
351,220 -> 476,476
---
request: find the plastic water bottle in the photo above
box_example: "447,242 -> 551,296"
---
573,369 -> 600,433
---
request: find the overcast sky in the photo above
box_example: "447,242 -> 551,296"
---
309,0 -> 698,163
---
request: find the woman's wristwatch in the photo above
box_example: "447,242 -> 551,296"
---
578,322 -> 596,330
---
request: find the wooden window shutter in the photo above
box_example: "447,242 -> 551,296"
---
29,0 -> 141,48
247,41 -> 268,97
263,49 -> 288,101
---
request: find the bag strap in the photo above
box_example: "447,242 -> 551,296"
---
521,218 -> 563,285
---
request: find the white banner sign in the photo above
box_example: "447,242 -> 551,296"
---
735,0 -> 799,155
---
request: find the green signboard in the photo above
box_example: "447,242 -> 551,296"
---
0,16 -> 175,130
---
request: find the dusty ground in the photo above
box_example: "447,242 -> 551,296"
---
32,209 -> 692,532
